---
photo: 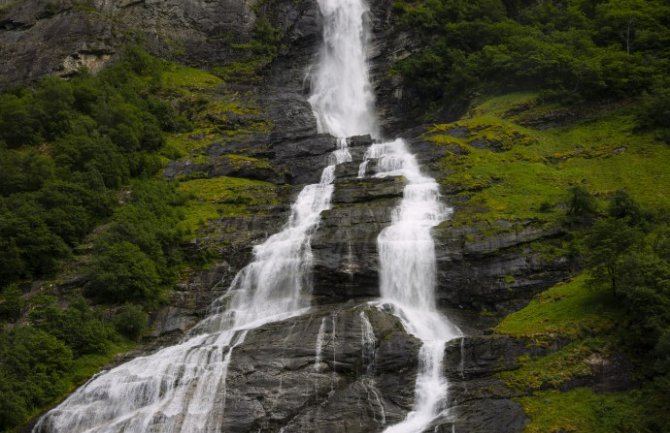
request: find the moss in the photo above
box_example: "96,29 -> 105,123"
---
163,130 -> 216,159
212,59 -> 269,84
176,176 -> 279,233
496,274 -> 619,338
518,387 -> 666,433
431,95 -> 670,226
224,154 -> 272,170
160,64 -> 223,93
500,339 -> 609,391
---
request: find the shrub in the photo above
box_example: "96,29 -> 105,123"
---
86,242 -> 162,305
113,304 -> 149,341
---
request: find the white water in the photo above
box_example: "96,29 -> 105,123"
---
365,139 -> 462,433
34,0 -> 461,430
34,151 -> 342,432
32,0 -> 368,428
308,0 -> 379,138
360,311 -> 377,375
314,317 -> 328,371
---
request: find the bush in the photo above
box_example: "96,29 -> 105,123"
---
0,326 -> 73,431
86,242 -> 162,305
30,295 -> 112,356
113,304 -> 149,341
566,185 -> 598,225
0,284 -> 24,322
0,46 -> 190,289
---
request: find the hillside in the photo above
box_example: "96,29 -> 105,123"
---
1,0 -> 669,432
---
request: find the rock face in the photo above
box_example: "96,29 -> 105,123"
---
4,0 -> 580,432
0,0 -> 320,86
220,304 -> 421,433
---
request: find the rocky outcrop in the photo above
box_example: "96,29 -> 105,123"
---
433,219 -> 569,313
220,303 -> 421,432
0,0 -> 320,86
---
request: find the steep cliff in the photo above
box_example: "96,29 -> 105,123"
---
2,0 -> 669,432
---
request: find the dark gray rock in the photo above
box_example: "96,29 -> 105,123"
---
311,177 -> 404,303
220,304 -> 421,432
433,220 -> 570,312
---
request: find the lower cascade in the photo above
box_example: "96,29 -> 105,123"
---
363,139 -> 462,432
33,0 -> 462,431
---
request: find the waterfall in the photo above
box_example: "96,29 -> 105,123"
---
367,139 -> 462,433
314,318 -> 327,371
32,0 -> 367,428
33,146 -> 343,432
360,311 -> 377,375
308,0 -> 378,138
33,0 -> 461,431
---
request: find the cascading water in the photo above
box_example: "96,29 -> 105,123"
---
308,0 -> 379,138
367,140 -> 462,433
34,0 -> 461,430
314,318 -> 328,371
33,150 -> 342,433
32,0 -> 372,430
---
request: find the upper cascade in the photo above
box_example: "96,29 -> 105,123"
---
308,0 -> 379,138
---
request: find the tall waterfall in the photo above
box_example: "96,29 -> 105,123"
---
31,0 -> 364,429
33,0 -> 460,431
33,158 -> 343,433
308,0 -> 378,138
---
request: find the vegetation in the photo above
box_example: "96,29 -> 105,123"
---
429,86 -> 670,430
0,44 -> 272,431
392,0 -> 670,133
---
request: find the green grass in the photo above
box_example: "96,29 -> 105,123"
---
519,387 -> 647,433
500,338 -> 609,391
176,176 -> 279,233
430,94 -> 670,226
160,64 -> 223,92
496,274 -> 618,338
69,341 -> 137,384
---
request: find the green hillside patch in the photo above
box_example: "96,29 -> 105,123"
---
430,94 -> 670,226
496,274 -> 618,338
177,176 -> 279,233
519,387 -> 647,433
160,64 -> 223,94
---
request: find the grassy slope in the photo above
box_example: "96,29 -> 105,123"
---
428,93 -> 670,432
428,93 -> 670,227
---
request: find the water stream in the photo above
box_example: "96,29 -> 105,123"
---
368,140 -> 462,433
33,0 -> 461,430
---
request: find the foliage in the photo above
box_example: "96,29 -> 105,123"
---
29,295 -> 113,357
392,0 -> 670,120
566,185 -> 598,226
0,327 -> 73,432
0,47 -> 207,432
86,241 -> 162,305
0,46 -> 189,288
0,284 -> 24,322
113,304 -> 149,341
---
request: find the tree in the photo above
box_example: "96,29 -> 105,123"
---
608,190 -> 643,225
113,304 -> 149,341
586,217 -> 642,294
86,241 -> 162,305
566,185 -> 598,225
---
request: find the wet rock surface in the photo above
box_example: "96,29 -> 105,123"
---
221,304 -> 421,433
